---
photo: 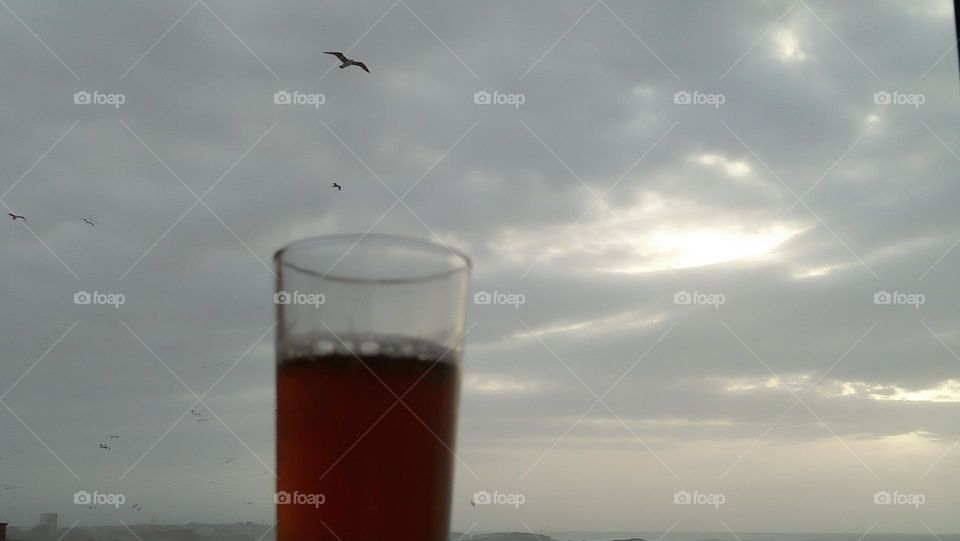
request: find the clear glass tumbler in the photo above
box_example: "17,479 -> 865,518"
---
274,234 -> 471,541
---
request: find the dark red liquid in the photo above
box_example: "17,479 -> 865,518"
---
277,341 -> 460,541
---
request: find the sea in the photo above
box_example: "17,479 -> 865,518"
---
494,533 -> 960,541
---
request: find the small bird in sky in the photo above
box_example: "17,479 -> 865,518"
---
224,458 -> 236,464
332,182 -> 342,191
324,52 -> 370,73
470,499 -> 476,507
98,443 -> 110,451
82,217 -> 96,226
108,435 -> 119,439
7,213 -> 26,223
190,409 -> 201,417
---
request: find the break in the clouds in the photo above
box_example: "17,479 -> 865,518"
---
0,0 -> 958,535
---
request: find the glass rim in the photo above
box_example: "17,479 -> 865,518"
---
273,233 -> 472,284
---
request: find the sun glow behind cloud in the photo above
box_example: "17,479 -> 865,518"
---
603,224 -> 801,273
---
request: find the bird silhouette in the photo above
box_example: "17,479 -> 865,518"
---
82,217 -> 96,226
332,182 -> 342,191
7,213 -> 26,223
108,435 -> 119,439
324,52 -> 369,73
224,458 -> 236,464
98,443 -> 110,451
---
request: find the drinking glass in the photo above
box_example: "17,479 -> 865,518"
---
274,234 -> 471,541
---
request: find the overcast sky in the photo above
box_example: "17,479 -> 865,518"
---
0,0 -> 958,536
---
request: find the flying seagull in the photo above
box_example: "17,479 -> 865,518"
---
7,213 -> 26,223
82,217 -> 96,226
108,435 -> 119,439
324,52 -> 370,73
332,182 -> 342,191
98,443 -> 110,451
